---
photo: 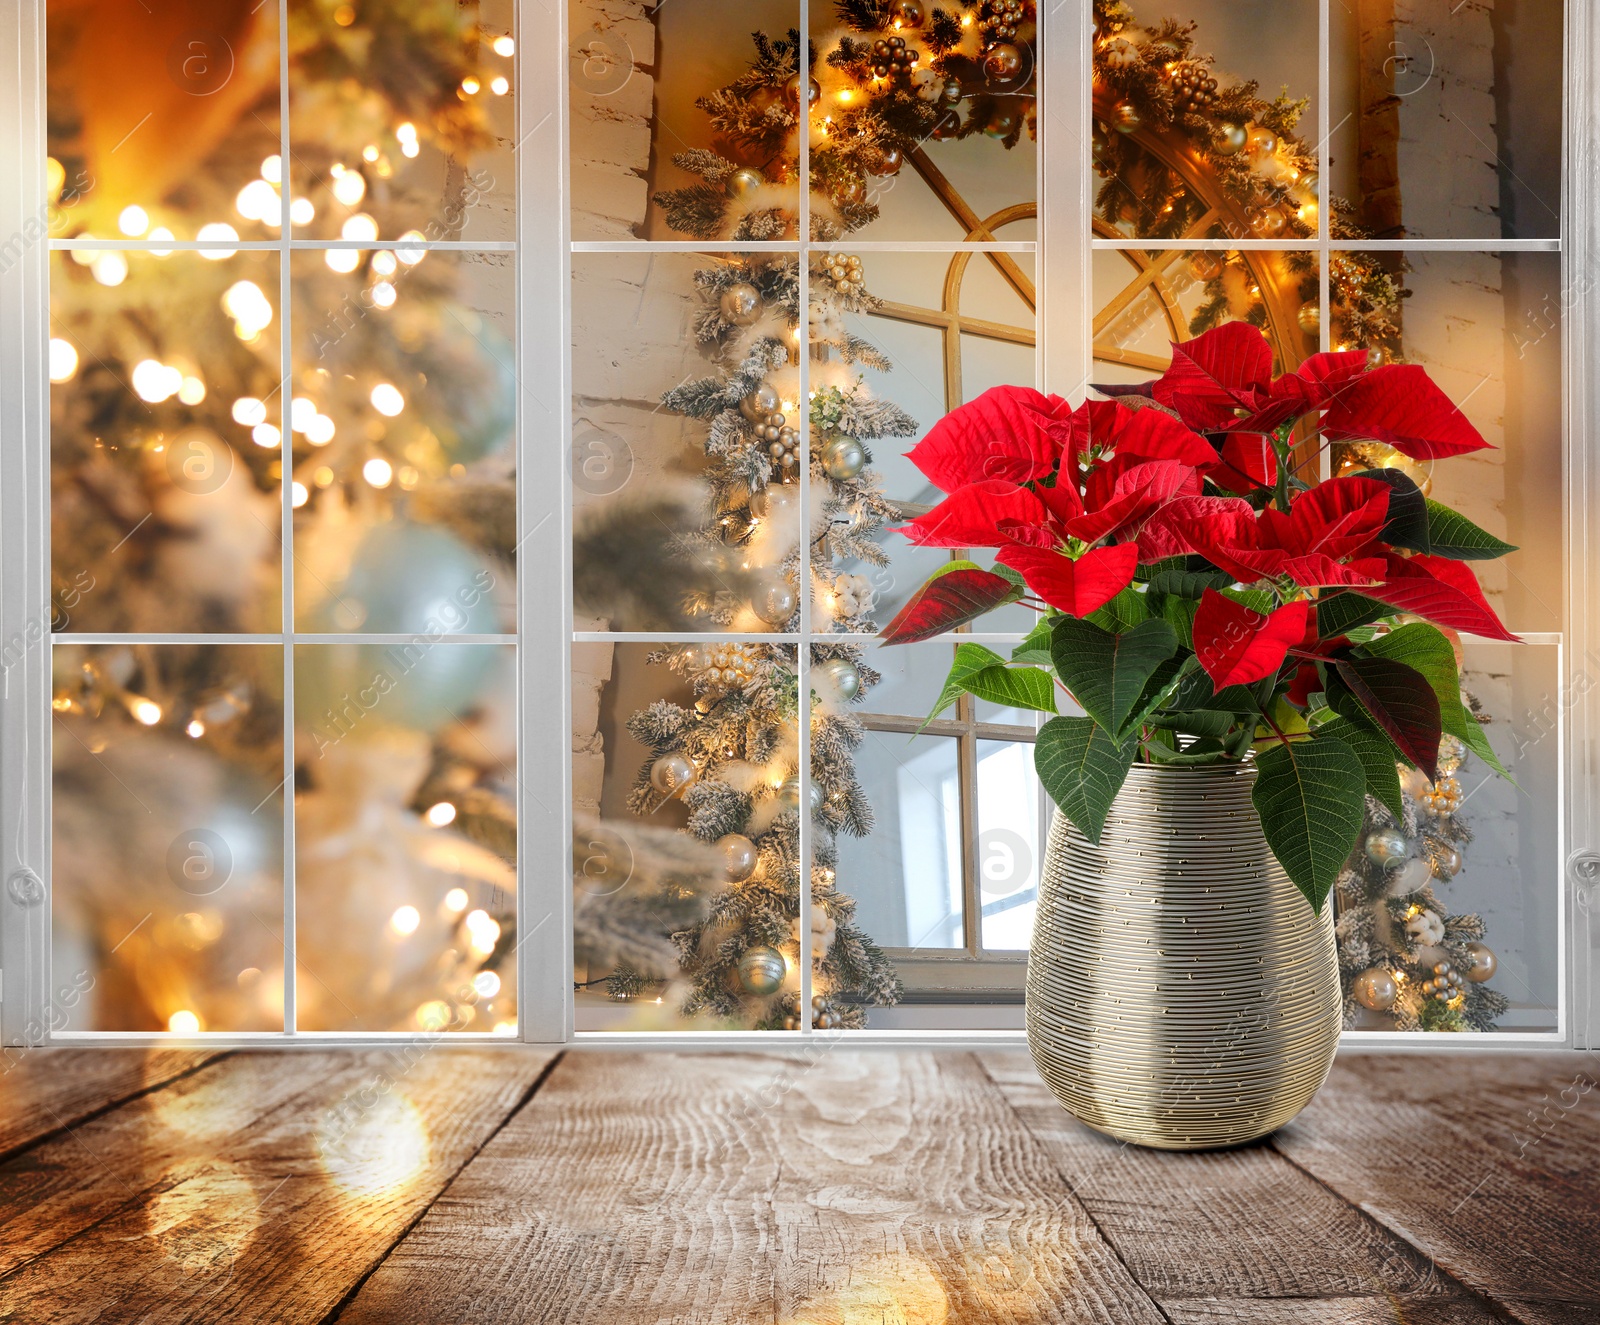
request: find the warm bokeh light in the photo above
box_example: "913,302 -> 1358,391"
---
167,1009 -> 200,1033
48,337 -> 78,383
425,801 -> 457,827
369,382 -> 404,416
390,904 -> 421,936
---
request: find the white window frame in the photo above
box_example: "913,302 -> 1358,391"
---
0,0 -> 1588,1050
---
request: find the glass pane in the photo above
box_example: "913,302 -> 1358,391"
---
290,249 -> 515,633
574,637 -> 903,1030
855,250 -> 1037,632
46,1 -> 281,240
52,644 -> 285,1032
286,0 -> 516,243
806,1 -> 1037,244
841,728 -> 964,951
1329,1 -> 1561,239
976,738 -> 1040,952
293,643 -> 516,1033
1328,250 -> 1562,635
1092,248 -> 1320,385
1092,2 -> 1319,241
592,0 -> 801,242
50,249 -> 283,634
1340,638 -> 1558,1033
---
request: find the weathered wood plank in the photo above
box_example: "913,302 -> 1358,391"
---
335,1049 -> 1169,1325
0,1047 -> 556,1324
0,1048 -> 223,1163
1271,1051 -> 1600,1325
978,1050 -> 1508,1324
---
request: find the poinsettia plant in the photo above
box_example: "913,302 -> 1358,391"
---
881,322 -> 1516,912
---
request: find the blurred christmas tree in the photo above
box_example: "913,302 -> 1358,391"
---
1336,724 -> 1510,1032
653,0 -> 1038,242
617,249 -> 912,1029
45,0 -> 523,1033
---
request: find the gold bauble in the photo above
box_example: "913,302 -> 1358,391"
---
726,167 -> 766,199
1245,124 -> 1277,158
1464,941 -> 1497,982
1188,252 -> 1224,282
1352,967 -> 1398,1011
736,945 -> 786,996
1216,122 -> 1249,155
1110,101 -> 1141,134
1296,300 -> 1320,334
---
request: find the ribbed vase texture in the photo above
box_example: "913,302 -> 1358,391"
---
1026,763 -> 1340,1150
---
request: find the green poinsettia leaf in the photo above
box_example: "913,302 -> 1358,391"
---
1314,713 -> 1405,819
1145,737 -> 1231,765
1121,654 -> 1197,737
1034,715 -> 1138,845
1361,622 -> 1510,778
1251,732 -> 1369,913
1354,467 -> 1430,554
1011,617 -> 1054,666
1086,586 -> 1152,634
925,642 -> 1056,727
1417,500 -> 1518,560
1050,616 -> 1179,739
1146,708 -> 1238,740
1316,591 -> 1391,638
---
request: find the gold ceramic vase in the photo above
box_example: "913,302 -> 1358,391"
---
1026,762 -> 1340,1150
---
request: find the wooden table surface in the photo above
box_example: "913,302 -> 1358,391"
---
0,1048 -> 1594,1323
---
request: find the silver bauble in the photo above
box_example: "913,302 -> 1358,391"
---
817,657 -> 861,703
1434,845 -> 1463,879
1364,827 -> 1409,867
739,383 -> 780,421
1464,941 -> 1497,982
719,282 -> 762,326
736,945 -> 786,996
820,436 -> 866,480
649,753 -> 694,794
753,575 -> 798,625
1352,967 -> 1398,1012
717,832 -> 758,882
777,775 -> 821,813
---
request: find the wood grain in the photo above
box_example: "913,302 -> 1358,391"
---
335,1049 -> 1169,1325
0,1048 -> 556,1325
979,1050 -> 1507,1324
1272,1052 -> 1600,1325
0,1048 -> 222,1163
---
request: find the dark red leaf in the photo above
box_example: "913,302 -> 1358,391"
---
995,542 -> 1138,618
877,568 -> 1019,644
1321,364 -> 1493,460
1192,591 -> 1311,688
1330,655 -> 1443,780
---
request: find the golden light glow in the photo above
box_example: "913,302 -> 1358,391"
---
291,481 -> 309,508
332,169 -> 367,207
369,382 -> 405,416
389,904 -> 421,936
48,338 -> 78,383
306,413 -> 336,446
489,76 -> 509,96
492,35 -> 515,56
187,719 -> 206,738
461,76 -> 481,95
252,423 -> 282,449
425,801 -> 457,826
325,248 -> 361,274
341,213 -> 379,242
117,204 -> 149,237
444,887 -> 469,913
232,396 -> 267,427
196,222 -> 239,259
472,970 -> 501,997
261,154 -> 283,184
465,909 -> 500,956
91,252 -> 128,286
289,196 -> 315,226
362,457 -> 394,488
167,1009 -> 200,1033
317,1093 -> 431,1196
